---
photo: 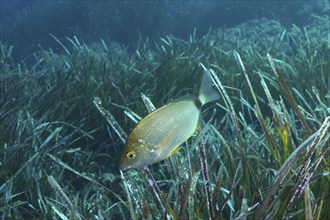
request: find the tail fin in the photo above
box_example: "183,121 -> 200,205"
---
198,70 -> 220,105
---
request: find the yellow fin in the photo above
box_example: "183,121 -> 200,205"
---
165,146 -> 181,158
194,116 -> 201,133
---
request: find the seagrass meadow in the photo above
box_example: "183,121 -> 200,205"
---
0,11 -> 329,220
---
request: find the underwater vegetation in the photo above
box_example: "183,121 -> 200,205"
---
2,1 -> 327,62
0,13 -> 329,220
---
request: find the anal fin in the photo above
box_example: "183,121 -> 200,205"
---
165,146 -> 181,158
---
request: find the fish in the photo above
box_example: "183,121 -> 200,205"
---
119,70 -> 220,170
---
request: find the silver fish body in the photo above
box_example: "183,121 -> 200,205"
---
119,70 -> 219,170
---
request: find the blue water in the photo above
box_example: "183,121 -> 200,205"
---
1,1 -> 326,61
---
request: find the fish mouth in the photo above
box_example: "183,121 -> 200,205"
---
119,163 -> 132,171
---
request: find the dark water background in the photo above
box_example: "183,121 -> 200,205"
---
0,1 -> 327,62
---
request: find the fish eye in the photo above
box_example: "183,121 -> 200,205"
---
127,151 -> 136,160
